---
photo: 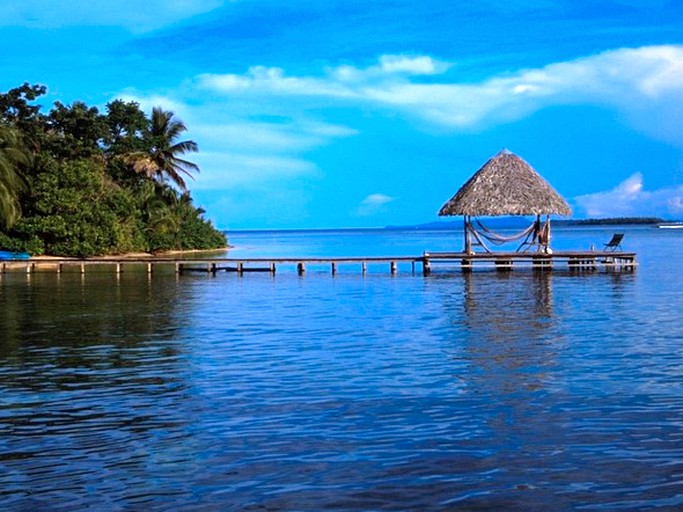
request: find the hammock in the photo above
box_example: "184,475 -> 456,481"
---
467,217 -> 549,253
473,218 -> 536,245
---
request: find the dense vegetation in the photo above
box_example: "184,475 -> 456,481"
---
0,83 -> 226,257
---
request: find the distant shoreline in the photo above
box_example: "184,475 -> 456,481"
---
223,218 -> 672,234
385,217 -> 671,231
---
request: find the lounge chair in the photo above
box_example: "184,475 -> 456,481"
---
603,233 -> 624,252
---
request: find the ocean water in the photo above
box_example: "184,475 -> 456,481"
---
1,225 -> 682,511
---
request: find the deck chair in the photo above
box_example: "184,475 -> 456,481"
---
603,233 -> 624,252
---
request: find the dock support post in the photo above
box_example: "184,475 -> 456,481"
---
175,263 -> 182,275
270,262 -> 276,275
532,257 -> 552,271
390,261 -> 397,275
147,263 -> 153,274
115,263 -> 122,274
361,262 -> 367,275
80,263 -> 85,274
461,259 -> 472,273
297,262 -> 306,276
237,262 -> 244,276
422,258 -> 431,276
495,260 -> 512,272
331,262 -> 337,276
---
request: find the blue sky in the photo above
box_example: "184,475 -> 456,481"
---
2,0 -> 683,229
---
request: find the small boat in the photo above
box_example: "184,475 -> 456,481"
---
0,250 -> 30,260
657,222 -> 683,229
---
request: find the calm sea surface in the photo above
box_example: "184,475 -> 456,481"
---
1,226 -> 682,511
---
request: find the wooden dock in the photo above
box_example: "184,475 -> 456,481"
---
0,251 -> 636,277
422,251 -> 636,274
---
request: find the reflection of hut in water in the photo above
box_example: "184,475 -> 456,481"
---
459,271 -> 558,395
463,271 -> 554,324
439,149 -> 571,254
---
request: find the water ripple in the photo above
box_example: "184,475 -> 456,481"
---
1,230 -> 683,510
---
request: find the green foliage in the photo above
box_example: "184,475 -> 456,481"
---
0,83 -> 227,257
16,158 -> 141,257
0,126 -> 30,230
0,83 -> 47,150
105,100 -> 149,155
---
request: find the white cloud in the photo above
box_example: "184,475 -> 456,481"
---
574,173 -> 683,218
112,91 -> 357,194
197,45 -> 683,145
1,0 -> 226,33
192,151 -> 319,190
190,120 -> 357,153
197,54 -> 453,95
378,55 -> 451,75
114,46 -> 683,225
354,193 -> 397,217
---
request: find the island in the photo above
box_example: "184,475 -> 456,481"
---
0,83 -> 226,258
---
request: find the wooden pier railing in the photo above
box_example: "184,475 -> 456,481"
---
0,251 -> 636,277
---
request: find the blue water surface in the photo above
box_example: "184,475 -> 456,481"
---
1,226 -> 682,510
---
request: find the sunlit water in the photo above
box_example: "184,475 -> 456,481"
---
1,226 -> 682,510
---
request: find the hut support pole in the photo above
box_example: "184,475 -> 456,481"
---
464,215 -> 471,254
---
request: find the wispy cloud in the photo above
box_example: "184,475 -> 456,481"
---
192,151 -> 319,189
197,45 -> 683,144
574,173 -> 683,218
117,45 -> 683,225
115,91 -> 356,192
354,193 -> 397,217
197,54 -> 452,96
1,0 -> 226,32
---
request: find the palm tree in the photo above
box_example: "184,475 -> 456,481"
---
0,125 -> 29,230
127,107 -> 199,192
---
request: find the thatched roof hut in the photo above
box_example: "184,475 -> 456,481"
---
439,149 -> 571,217
439,149 -> 571,253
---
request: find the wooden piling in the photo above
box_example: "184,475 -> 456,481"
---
495,260 -> 513,271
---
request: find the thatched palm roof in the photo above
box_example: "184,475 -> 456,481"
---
439,149 -> 571,217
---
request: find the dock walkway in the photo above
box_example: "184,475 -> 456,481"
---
1,251 -> 636,276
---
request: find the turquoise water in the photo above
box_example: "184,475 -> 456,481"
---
1,226 -> 682,510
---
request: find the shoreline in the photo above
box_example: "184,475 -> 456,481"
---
30,247 -> 231,261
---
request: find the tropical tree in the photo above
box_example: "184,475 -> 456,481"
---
0,125 -> 30,230
45,101 -> 107,159
127,107 -> 199,192
104,99 -> 148,155
0,83 -> 47,151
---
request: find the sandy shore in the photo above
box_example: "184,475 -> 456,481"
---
30,247 -> 230,261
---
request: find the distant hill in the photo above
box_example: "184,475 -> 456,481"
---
387,217 -> 667,230
556,217 -> 666,226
